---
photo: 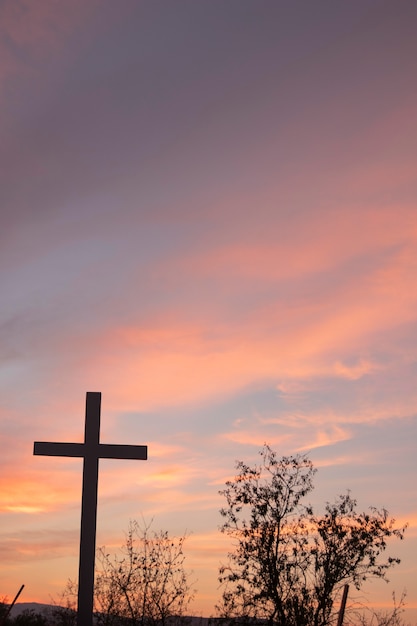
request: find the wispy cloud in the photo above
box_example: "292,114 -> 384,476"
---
0,528 -> 78,564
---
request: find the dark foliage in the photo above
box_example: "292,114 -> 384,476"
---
217,445 -> 407,626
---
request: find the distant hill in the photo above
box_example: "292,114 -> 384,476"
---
10,603 -> 211,624
9,602 -> 53,617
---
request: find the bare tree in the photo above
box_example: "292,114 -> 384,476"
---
94,520 -> 195,626
49,580 -> 77,626
55,521 -> 194,626
217,445 -> 407,626
354,591 -> 408,626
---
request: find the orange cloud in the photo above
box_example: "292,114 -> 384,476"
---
296,425 -> 351,451
0,454 -> 88,515
219,414 -> 352,454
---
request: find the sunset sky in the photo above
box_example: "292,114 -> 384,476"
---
1,0 -> 416,620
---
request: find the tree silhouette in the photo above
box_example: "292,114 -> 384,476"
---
217,445 -> 407,626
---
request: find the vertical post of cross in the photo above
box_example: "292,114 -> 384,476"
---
78,392 -> 101,625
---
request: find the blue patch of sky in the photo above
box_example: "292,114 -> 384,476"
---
311,417 -> 417,509
117,383 -> 283,439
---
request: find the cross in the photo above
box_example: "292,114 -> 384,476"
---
33,392 -> 148,626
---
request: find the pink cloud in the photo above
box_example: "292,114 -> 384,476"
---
296,425 -> 352,451
157,203 -> 417,284
0,528 -> 78,564
333,359 -> 378,380
0,0 -> 98,99
31,284 -> 415,420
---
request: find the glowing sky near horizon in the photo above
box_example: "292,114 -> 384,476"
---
1,0 -> 416,619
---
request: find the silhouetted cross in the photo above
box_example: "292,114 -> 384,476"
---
34,392 -> 148,626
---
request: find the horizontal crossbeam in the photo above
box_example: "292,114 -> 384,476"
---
34,441 -> 147,460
